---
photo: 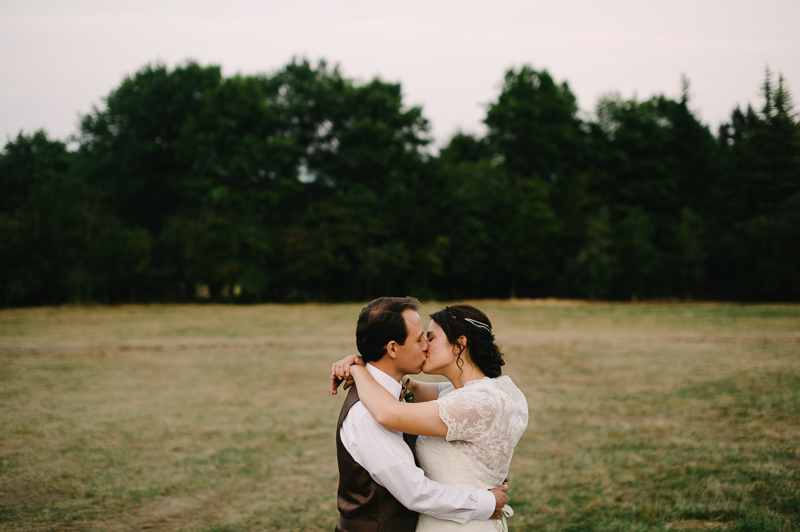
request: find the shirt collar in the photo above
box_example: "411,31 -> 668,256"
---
366,363 -> 402,399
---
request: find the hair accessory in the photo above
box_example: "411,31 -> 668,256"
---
464,318 -> 492,334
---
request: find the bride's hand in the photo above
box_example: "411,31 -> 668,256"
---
330,354 -> 364,395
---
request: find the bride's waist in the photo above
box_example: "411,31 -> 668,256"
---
416,436 -> 506,488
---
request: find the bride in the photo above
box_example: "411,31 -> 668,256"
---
332,304 -> 528,531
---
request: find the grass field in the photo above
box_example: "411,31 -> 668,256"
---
0,301 -> 798,531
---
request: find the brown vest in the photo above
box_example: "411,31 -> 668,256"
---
335,385 -> 419,532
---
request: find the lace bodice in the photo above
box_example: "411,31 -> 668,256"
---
414,376 -> 527,531
435,376 -> 528,477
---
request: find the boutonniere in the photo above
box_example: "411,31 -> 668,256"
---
403,388 -> 415,403
401,378 -> 414,403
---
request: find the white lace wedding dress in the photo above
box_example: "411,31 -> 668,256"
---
416,376 -> 528,531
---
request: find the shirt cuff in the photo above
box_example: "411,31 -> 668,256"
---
474,489 -> 497,520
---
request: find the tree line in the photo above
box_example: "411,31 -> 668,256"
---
1,60 -> 798,306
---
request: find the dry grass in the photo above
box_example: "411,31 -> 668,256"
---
0,301 -> 798,531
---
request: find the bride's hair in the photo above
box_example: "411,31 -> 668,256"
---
429,304 -> 504,378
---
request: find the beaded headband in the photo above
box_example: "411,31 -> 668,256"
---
464,317 -> 492,334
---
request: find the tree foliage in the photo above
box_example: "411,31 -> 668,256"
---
1,61 -> 797,305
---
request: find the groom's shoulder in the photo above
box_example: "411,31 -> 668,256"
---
341,400 -> 386,434
343,400 -> 367,421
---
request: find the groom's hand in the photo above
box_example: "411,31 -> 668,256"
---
488,478 -> 509,519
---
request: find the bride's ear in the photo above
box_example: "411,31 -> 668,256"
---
453,335 -> 467,356
458,336 -> 467,350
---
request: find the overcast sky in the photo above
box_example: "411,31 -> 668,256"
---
2,0 -> 799,148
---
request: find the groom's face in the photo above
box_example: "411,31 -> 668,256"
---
394,309 -> 429,374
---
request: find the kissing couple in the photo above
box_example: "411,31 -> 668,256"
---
330,297 -> 528,531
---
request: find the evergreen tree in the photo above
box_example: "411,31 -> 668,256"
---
0,131 -> 80,305
482,66 -> 583,297
712,69 -> 800,299
568,205 -> 618,299
585,86 -> 721,298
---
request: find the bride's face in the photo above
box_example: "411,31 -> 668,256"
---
423,319 -> 459,375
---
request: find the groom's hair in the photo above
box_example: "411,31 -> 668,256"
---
356,297 -> 421,363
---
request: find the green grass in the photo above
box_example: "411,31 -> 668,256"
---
0,301 -> 798,531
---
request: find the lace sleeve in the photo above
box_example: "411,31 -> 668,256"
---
436,388 -> 501,443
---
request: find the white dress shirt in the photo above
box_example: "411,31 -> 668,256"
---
339,363 -> 496,524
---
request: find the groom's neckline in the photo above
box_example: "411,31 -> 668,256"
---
365,363 -> 403,400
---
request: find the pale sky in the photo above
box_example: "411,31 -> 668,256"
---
2,0 -> 799,148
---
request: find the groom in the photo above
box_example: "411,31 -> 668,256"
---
331,296 -> 507,532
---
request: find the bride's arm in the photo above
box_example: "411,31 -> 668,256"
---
351,365 -> 448,437
331,355 -> 441,403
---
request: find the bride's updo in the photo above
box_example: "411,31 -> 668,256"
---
429,304 -> 505,378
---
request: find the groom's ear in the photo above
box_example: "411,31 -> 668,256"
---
385,341 -> 398,359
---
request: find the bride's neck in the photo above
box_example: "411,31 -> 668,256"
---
449,361 -> 485,389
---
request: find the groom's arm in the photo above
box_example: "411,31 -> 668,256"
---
341,403 -> 497,524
